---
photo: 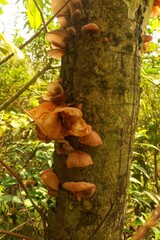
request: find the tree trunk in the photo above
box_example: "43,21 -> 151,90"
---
48,1 -> 153,239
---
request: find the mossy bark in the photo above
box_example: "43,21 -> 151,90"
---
48,1 -> 153,239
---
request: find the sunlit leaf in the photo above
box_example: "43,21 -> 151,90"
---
132,164 -> 150,179
0,46 -> 8,54
130,177 -> 143,186
135,143 -> 160,151
26,0 -> 42,29
143,191 -> 160,205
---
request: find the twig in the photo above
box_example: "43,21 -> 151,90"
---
0,159 -> 47,236
0,230 -> 37,240
19,185 -> 39,238
148,79 -> 160,89
0,59 -> 53,111
133,206 -> 160,240
0,219 -> 32,240
0,0 -> 71,65
32,0 -> 47,33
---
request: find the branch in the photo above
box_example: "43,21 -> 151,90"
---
0,0 -> 71,65
0,230 -> 37,240
133,206 -> 160,240
0,219 -> 32,240
0,59 -> 53,111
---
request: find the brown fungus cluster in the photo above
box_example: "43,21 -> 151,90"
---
25,81 -> 102,200
151,0 -> 160,17
46,0 -> 100,60
25,0 -> 103,201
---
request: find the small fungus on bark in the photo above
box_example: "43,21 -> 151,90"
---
57,15 -> 69,28
154,0 -> 160,6
62,182 -> 96,201
150,6 -> 160,17
41,169 -> 60,197
47,48 -> 65,60
144,35 -> 152,43
103,37 -> 109,43
46,29 -> 70,49
79,130 -> 103,146
55,140 -> 75,154
66,26 -> 77,36
66,151 -> 93,168
51,0 -> 69,16
81,23 -> 100,33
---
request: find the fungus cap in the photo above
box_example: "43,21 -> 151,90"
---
81,23 -> 100,33
25,102 -> 64,140
56,140 -> 75,155
41,169 -> 59,191
57,15 -> 69,28
66,151 -> 93,168
151,6 -> 160,17
144,35 -> 152,43
154,0 -> 160,6
62,182 -> 96,200
46,29 -> 70,48
51,0 -> 69,15
55,106 -> 92,137
46,82 -> 64,96
47,49 -> 64,60
79,130 -> 103,146
25,102 -> 57,122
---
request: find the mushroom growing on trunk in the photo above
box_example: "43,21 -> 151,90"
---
66,151 -> 93,168
62,182 -> 96,201
41,169 -> 60,197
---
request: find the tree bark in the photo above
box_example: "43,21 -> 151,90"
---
48,1 -> 153,239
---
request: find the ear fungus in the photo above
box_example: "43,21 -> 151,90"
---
41,169 -> 60,197
62,182 -> 96,201
66,151 -> 93,168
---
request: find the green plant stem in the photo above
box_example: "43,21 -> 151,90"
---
0,59 -> 53,111
0,0 -> 71,65
154,150 -> 160,194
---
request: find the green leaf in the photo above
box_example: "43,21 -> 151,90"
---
26,0 -> 42,29
0,177 -> 18,186
143,191 -> 160,205
135,143 -> 160,151
0,46 -> 8,54
130,177 -> 143,186
0,194 -> 22,204
132,164 -> 150,179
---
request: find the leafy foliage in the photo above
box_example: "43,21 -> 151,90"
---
123,17 -> 160,239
